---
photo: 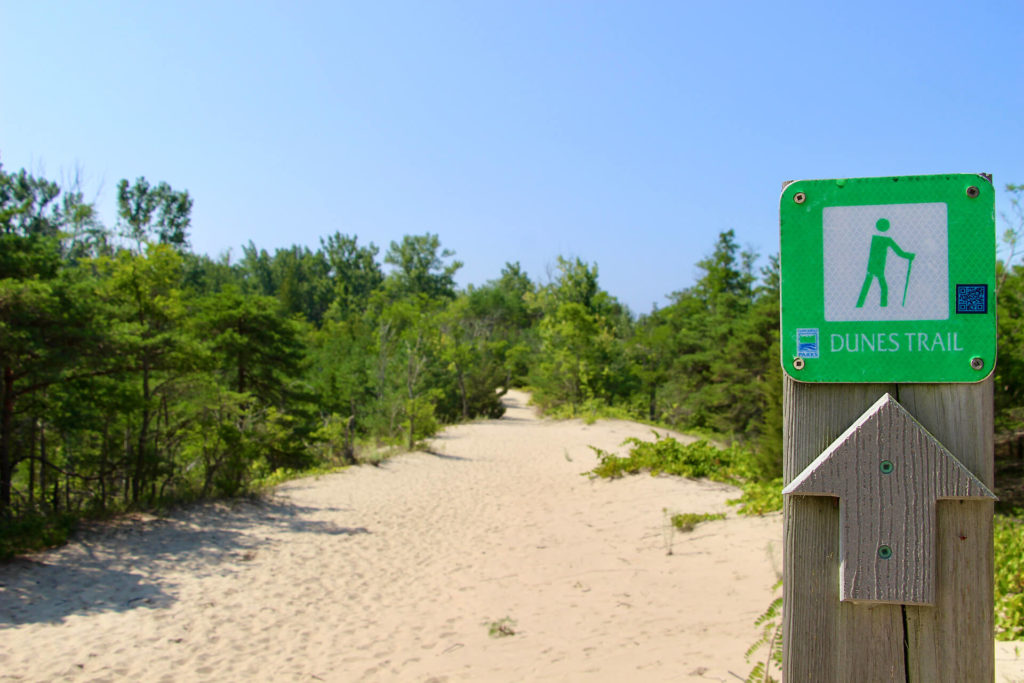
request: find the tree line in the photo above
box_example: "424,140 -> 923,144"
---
0,162 -> 548,522
5,160 -> 1024,541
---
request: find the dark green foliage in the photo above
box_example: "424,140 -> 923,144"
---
240,243 -> 333,325
321,232 -> 383,318
0,512 -> 77,560
306,315 -> 377,437
991,185 -> 1024,640
196,287 -> 306,402
383,233 -> 462,300
0,167 -> 61,239
529,257 -> 635,415
995,512 -> 1024,639
116,177 -> 192,251
996,255 -> 1024,432
1,161 -> 525,549
646,231 -> 780,456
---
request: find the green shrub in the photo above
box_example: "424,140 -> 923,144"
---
0,513 -> 78,560
728,478 -> 784,517
587,433 -> 741,481
540,396 -> 634,424
586,432 -> 784,517
250,463 -> 349,491
996,512 -> 1024,639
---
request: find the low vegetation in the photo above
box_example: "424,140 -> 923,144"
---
744,580 -> 783,682
586,433 -> 782,517
486,617 -> 517,638
996,512 -> 1024,639
0,512 -> 77,560
588,435 -> 738,481
670,511 -> 726,532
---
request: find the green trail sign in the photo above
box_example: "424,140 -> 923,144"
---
780,174 -> 995,383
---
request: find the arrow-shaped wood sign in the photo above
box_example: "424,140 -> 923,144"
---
782,393 -> 995,605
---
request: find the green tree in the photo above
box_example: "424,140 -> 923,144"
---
750,255 -> 783,476
181,251 -> 243,296
996,185 -> 1024,432
380,296 -> 444,449
116,177 -> 193,251
321,232 -> 383,318
306,313 -> 377,463
529,257 -> 633,414
628,309 -> 674,421
271,246 -> 332,326
997,263 -> 1024,431
437,294 -> 506,421
196,287 -> 304,400
648,231 -> 780,467
998,184 -> 1024,286
0,165 -> 103,513
60,177 -> 109,261
98,244 -> 200,503
384,233 -> 463,300
239,241 -> 276,297
196,286 -> 313,470
463,262 -> 539,386
238,243 -> 335,325
655,231 -> 753,430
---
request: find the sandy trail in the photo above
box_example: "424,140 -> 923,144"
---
0,391 -> 790,680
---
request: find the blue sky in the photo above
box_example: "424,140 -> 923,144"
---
2,1 -> 1022,313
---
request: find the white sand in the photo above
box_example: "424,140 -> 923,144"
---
1,389 -> 1015,681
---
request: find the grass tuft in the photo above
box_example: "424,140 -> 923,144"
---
670,511 -> 726,532
486,617 -> 517,638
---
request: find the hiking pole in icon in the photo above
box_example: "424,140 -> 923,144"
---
901,254 -> 915,307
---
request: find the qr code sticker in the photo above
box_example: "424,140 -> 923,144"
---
956,284 -> 988,314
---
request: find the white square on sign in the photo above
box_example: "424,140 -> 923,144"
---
823,202 -> 948,322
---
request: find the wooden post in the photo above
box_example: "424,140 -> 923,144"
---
782,376 -> 995,681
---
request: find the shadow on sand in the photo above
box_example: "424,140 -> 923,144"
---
0,497 -> 369,626
423,448 -> 472,462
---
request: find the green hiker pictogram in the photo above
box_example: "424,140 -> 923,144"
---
855,218 -> 915,308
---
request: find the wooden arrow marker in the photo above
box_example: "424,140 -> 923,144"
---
783,393 -> 995,605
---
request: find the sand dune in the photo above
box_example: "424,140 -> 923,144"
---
2,390 -> 1019,681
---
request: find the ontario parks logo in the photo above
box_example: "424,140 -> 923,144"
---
796,328 -> 819,358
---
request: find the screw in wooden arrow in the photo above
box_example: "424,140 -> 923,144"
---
782,393 -> 995,605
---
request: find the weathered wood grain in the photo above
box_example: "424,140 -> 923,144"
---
783,378 -> 899,681
900,381 -> 995,683
782,378 -> 995,682
784,393 -> 994,604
